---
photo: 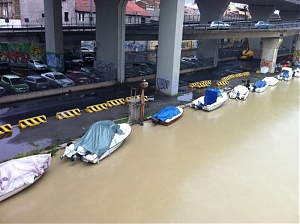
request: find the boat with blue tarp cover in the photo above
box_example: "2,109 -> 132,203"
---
277,67 -> 293,81
250,80 -> 268,93
151,106 -> 183,125
191,88 -> 228,111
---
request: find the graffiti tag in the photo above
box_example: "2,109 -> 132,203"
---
157,77 -> 170,90
46,53 -> 64,69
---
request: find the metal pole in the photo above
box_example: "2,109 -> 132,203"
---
90,0 -> 93,26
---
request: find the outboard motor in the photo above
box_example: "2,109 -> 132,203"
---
152,116 -> 159,125
195,101 -> 204,110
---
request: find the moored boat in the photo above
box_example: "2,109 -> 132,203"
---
228,85 -> 250,100
277,67 -> 293,81
250,80 -> 269,93
60,120 -> 131,164
293,67 -> 300,77
191,88 -> 228,111
0,154 -> 51,202
262,76 -> 278,86
151,106 -> 183,126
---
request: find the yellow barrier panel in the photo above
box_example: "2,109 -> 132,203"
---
56,108 -> 81,120
216,81 -> 229,86
86,103 -> 108,113
18,115 -> 47,129
106,98 -> 125,107
0,123 -> 13,135
0,132 -> 12,139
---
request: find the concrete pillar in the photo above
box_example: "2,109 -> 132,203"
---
292,34 -> 300,65
94,0 -> 126,82
249,5 -> 275,56
195,0 -> 230,23
44,0 -> 64,71
195,0 -> 230,67
260,37 -> 283,73
156,0 -> 185,95
248,5 -> 275,22
279,11 -> 300,54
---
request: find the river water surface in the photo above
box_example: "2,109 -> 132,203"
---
0,79 -> 299,223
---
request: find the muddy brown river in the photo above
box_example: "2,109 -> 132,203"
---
1,79 -> 299,223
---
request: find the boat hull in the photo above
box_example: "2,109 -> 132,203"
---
0,154 -> 51,202
151,107 -> 183,126
81,123 -> 131,164
228,85 -> 249,100
191,92 -> 228,111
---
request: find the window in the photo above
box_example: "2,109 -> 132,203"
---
79,12 -> 84,22
64,12 -> 69,22
42,13 -> 44,18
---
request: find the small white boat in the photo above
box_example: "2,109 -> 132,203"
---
151,106 -> 183,126
228,85 -> 250,100
0,154 -> 51,202
191,88 -> 228,111
277,67 -> 293,81
60,120 -> 131,164
262,76 -> 278,86
293,67 -> 300,77
250,80 -> 269,93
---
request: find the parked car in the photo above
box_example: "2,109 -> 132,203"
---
82,53 -> 94,66
254,21 -> 269,28
209,21 -> 230,28
65,70 -> 91,85
23,75 -> 51,91
65,56 -> 84,69
0,61 -> 11,75
0,74 -> 29,94
28,59 -> 48,71
41,71 -> 75,88
131,63 -> 154,75
81,67 -> 105,83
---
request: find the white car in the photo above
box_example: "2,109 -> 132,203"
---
209,21 -> 230,28
28,59 -> 48,71
41,72 -> 75,88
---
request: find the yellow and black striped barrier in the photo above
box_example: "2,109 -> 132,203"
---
106,98 -> 125,107
0,123 -> 13,135
0,132 -> 12,139
189,80 -> 211,89
86,103 -> 108,113
216,80 -> 229,86
18,115 -> 47,129
56,108 -> 81,120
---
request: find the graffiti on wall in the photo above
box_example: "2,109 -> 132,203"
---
98,60 -> 115,76
0,42 -> 44,65
260,59 -> 271,68
157,77 -> 170,90
46,53 -> 64,69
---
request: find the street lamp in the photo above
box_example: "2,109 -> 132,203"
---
155,44 -> 158,88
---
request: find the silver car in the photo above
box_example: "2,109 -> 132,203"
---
28,59 -> 48,71
41,72 -> 75,88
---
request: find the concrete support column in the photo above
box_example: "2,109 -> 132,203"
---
248,5 -> 275,22
94,0 -> 126,82
156,0 -> 185,95
249,5 -> 275,57
279,11 -> 300,54
44,0 -> 64,71
292,34 -> 300,65
260,37 -> 283,73
195,0 -> 230,67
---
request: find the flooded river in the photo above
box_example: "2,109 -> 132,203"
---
0,79 -> 299,223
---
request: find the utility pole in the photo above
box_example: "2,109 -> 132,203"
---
89,0 -> 93,26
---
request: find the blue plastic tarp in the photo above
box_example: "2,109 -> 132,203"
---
152,106 -> 180,122
254,80 -> 267,88
74,120 -> 124,157
204,88 -> 221,105
281,71 -> 289,78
